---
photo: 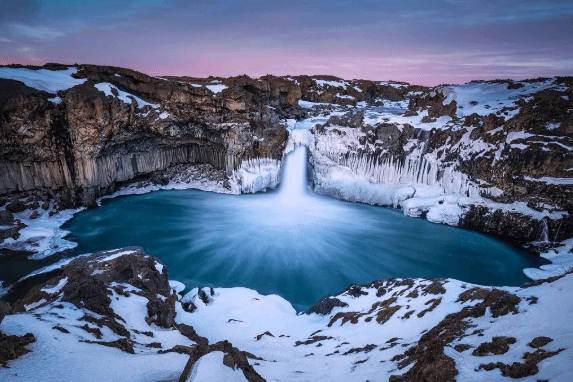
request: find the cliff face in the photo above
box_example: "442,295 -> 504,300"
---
0,65 -> 294,206
2,65 -> 573,246
308,78 -> 573,244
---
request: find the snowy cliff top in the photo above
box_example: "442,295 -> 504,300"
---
0,67 -> 86,94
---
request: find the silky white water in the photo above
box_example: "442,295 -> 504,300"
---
63,141 -> 540,311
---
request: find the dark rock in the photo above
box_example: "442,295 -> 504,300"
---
389,288 -> 521,382
29,210 -> 39,219
403,110 -> 418,117
255,331 -> 275,341
223,352 -> 236,369
80,324 -> 103,339
177,323 -> 208,347
472,336 -> 516,356
197,288 -> 211,305
5,200 -> 26,213
0,332 -> 36,366
30,201 -> 40,210
181,301 -> 197,313
454,344 -> 472,352
346,285 -> 368,297
0,210 -> 14,225
41,202 -> 49,210
146,294 -> 177,328
82,338 -> 135,354
528,336 -> 553,348
421,116 -> 436,123
52,325 -> 70,334
479,349 -> 563,378
306,295 -> 349,315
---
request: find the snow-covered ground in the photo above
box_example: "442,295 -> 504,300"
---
94,82 -> 159,109
1,248 -> 571,381
0,67 -> 86,94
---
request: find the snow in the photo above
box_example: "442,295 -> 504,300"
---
0,281 -> 8,299
313,79 -> 347,89
298,100 -> 333,108
94,82 -> 159,108
2,244 -> 573,382
48,96 -> 62,104
98,249 -> 138,263
158,111 -> 170,119
0,201 -> 80,259
335,93 -> 355,100
379,81 -> 407,89
547,122 -> 561,130
524,239 -> 573,280
169,280 -> 186,293
24,298 -> 47,311
0,300 -> 189,382
155,262 -> 165,274
186,352 -> 248,382
0,67 -> 86,94
229,157 -> 281,194
41,277 -> 68,294
440,79 -> 555,118
206,84 -> 227,94
525,176 -> 573,185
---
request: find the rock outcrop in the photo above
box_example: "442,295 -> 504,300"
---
0,64 -> 293,206
308,77 -> 573,244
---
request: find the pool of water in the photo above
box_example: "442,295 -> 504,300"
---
62,147 -> 542,311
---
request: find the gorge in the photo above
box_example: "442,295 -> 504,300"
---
1,64 -> 572,382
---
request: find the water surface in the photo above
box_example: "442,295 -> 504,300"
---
63,147 -> 541,311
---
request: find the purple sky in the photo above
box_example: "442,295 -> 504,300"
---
1,0 -> 572,86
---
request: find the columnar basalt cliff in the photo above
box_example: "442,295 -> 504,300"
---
0,64 -> 293,206
1,64 -> 573,251
308,78 -> 573,246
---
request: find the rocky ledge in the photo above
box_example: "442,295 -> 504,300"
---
305,77 -> 573,260
0,248 -> 571,381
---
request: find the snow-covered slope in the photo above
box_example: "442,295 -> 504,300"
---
1,249 -> 571,381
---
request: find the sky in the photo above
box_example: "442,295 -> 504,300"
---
0,0 -> 572,86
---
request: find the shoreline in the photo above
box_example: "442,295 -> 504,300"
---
1,167 -> 568,306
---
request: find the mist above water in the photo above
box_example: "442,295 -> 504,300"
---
63,145 -> 541,311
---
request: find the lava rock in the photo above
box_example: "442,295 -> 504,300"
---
5,200 -> 27,213
0,210 -> 15,225
306,295 -> 349,315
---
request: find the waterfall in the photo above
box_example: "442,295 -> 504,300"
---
539,218 -> 550,243
276,145 -> 309,203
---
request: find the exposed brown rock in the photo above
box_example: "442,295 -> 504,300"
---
472,336 -> 516,356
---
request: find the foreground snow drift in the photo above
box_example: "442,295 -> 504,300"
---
1,249 -> 572,381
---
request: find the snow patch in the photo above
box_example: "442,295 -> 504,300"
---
41,277 -> 68,294
525,176 -> 573,185
206,84 -> 227,94
94,83 -> 159,109
0,67 -> 86,94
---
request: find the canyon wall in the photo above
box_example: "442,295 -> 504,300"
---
0,65 -> 294,206
308,79 -> 573,244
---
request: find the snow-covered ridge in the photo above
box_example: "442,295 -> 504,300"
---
438,79 -> 556,118
2,248 -> 572,382
0,67 -> 86,93
313,79 -> 348,89
94,82 -> 159,109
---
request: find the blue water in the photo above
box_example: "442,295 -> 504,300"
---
63,147 -> 541,311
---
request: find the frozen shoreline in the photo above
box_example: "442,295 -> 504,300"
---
1,105 -> 572,300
